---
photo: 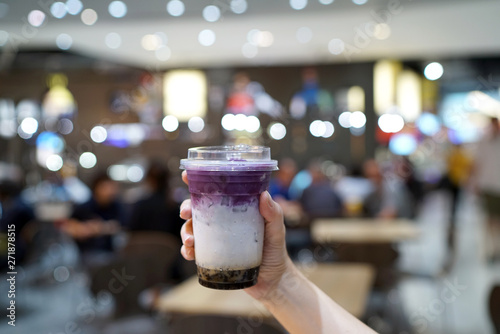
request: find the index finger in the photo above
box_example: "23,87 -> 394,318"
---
182,171 -> 188,185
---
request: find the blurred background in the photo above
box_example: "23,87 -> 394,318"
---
1,0 -> 500,333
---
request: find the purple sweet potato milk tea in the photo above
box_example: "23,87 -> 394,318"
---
180,145 -> 278,290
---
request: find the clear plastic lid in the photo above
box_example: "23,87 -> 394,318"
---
180,145 -> 278,171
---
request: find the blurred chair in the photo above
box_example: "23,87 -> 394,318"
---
169,315 -> 283,334
90,231 -> 181,318
490,284 -> 500,334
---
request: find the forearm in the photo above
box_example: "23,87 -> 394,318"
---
260,260 -> 376,334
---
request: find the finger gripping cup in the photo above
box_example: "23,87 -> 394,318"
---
180,145 -> 278,290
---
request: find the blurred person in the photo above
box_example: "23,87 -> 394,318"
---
269,158 -> 297,201
179,172 -> 376,334
473,117 -> 500,262
394,156 -> 425,217
300,160 -> 343,219
62,173 -> 123,260
268,158 -> 303,225
362,159 -> 413,219
334,165 -> 373,216
0,180 -> 34,268
442,143 -> 473,267
128,161 -> 184,237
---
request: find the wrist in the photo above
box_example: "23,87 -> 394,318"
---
258,258 -> 300,307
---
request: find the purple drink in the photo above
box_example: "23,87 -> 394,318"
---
180,146 -> 278,290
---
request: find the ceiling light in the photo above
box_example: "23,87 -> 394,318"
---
66,0 -> 83,15
51,2 -> 67,19
166,0 -> 185,17
105,32 -> 121,49
230,0 -> 248,14
328,38 -> 344,55
28,10 -> 46,27
81,9 -> 98,25
203,5 -> 221,22
141,34 -> 162,51
56,34 -> 72,50
290,0 -> 308,10
108,1 -> 127,18
155,46 -> 171,61
242,43 -> 258,58
296,27 -> 313,44
198,29 -> 216,46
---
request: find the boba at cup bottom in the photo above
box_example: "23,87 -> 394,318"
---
197,266 -> 260,290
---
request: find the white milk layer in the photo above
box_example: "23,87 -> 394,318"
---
192,199 -> 264,270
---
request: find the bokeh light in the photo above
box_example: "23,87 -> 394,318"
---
322,121 -> 335,138
424,62 -> 444,81
221,114 -> 236,131
108,1 -> 127,18
127,164 -> 144,182
350,111 -> 367,128
155,46 -> 171,61
242,43 -> 258,58
309,120 -> 326,137
203,5 -> 221,22
296,27 -> 313,44
290,0 -> 308,10
187,117 -> 205,132
245,116 -> 261,133
81,8 -> 98,25
20,117 -> 38,135
328,39 -> 345,55
162,115 -> 179,132
105,32 -> 122,49
46,154 -> 64,171
416,113 -> 441,136
79,152 -> 97,169
66,0 -> 83,15
230,0 -> 248,14
378,114 -> 405,133
166,0 -> 185,16
339,111 -> 351,128
198,29 -> 216,46
389,133 -> 418,155
90,126 -> 107,143
269,122 -> 286,140
28,10 -> 46,27
56,34 -> 73,50
50,2 -> 67,19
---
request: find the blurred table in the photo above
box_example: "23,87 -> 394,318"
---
311,218 -> 420,244
156,263 -> 374,319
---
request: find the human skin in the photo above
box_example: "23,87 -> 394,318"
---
180,171 -> 376,334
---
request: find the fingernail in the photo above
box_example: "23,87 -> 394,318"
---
264,191 -> 273,208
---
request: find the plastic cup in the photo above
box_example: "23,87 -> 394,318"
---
180,145 -> 278,290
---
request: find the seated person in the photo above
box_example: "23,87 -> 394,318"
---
300,161 -> 343,219
362,159 -> 413,219
128,162 -> 183,238
62,174 -> 123,260
0,180 -> 34,267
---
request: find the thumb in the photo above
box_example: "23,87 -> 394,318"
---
259,191 -> 285,245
